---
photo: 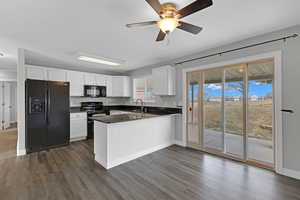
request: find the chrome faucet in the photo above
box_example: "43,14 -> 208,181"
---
135,98 -> 144,114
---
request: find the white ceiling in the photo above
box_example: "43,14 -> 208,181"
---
0,0 -> 300,73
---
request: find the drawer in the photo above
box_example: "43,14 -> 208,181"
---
70,112 -> 87,119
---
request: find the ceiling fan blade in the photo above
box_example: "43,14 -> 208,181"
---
177,21 -> 203,34
156,30 -> 166,41
126,21 -> 157,28
178,0 -> 213,19
145,0 -> 162,15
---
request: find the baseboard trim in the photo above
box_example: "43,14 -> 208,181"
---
70,137 -> 87,142
173,140 -> 186,147
17,149 -> 26,156
95,155 -> 108,169
107,142 -> 173,169
279,168 -> 300,180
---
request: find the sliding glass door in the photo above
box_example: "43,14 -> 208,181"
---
246,60 -> 274,166
203,69 -> 223,152
186,59 -> 274,168
224,66 -> 245,158
187,71 -> 202,148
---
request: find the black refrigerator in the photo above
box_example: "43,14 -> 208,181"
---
25,79 -> 70,153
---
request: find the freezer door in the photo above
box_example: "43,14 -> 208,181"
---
46,81 -> 70,147
26,79 -> 48,152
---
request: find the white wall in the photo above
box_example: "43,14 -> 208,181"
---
128,24 -> 300,176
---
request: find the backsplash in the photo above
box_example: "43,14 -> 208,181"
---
70,97 -> 128,107
70,96 -> 182,108
123,96 -> 181,108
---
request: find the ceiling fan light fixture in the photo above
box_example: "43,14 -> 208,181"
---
158,17 -> 179,33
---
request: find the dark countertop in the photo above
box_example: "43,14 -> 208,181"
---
70,105 -> 182,115
103,105 -> 182,115
90,113 -> 177,124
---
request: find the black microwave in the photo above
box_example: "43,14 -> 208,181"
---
84,85 -> 106,98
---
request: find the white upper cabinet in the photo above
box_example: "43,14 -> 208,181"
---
95,74 -> 106,86
106,76 -> 131,97
26,65 -> 67,82
106,76 -> 113,97
152,65 -> 176,96
84,73 -> 96,85
26,65 -> 130,98
84,73 -> 106,86
67,71 -> 85,96
47,68 -> 67,82
26,65 -> 47,80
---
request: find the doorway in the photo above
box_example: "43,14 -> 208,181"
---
186,58 -> 275,168
0,81 -> 18,160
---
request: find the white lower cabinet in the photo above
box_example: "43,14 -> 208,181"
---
70,112 -> 87,142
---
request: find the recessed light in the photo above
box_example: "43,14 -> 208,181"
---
78,56 -> 121,66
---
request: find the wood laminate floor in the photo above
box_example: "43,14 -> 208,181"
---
0,123 -> 17,160
1,140 -> 300,200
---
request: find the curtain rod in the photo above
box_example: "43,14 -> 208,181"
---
175,33 -> 298,65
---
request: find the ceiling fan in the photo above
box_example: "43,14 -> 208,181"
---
126,0 -> 213,41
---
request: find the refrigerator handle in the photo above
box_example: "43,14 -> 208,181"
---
45,89 -> 48,123
29,97 -> 32,114
47,88 -> 51,124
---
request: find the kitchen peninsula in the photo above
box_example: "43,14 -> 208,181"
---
91,112 -> 179,169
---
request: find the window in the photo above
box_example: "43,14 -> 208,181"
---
133,76 -> 154,102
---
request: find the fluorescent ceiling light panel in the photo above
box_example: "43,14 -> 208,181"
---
77,53 -> 124,66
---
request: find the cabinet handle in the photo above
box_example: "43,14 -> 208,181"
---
281,109 -> 294,113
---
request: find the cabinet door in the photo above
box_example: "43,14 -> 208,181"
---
152,67 -> 168,95
67,71 -> 84,96
122,77 -> 131,97
70,118 -> 87,140
95,74 -> 106,86
106,76 -> 113,97
3,82 -> 10,129
47,69 -> 67,82
111,77 -> 124,97
84,73 -> 96,85
26,66 -> 47,80
152,66 -> 175,95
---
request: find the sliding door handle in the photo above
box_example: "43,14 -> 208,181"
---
281,109 -> 294,113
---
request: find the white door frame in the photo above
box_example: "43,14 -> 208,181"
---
182,51 -> 283,173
